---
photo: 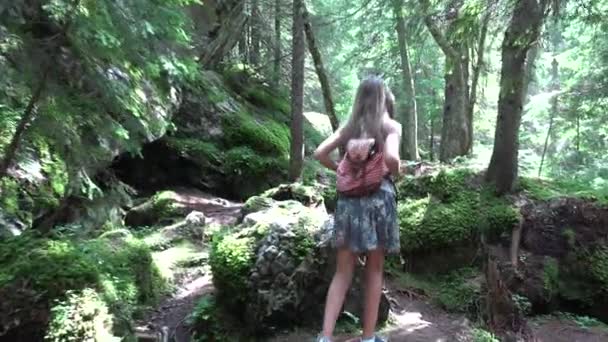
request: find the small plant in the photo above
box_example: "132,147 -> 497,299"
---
543,257 -> 559,300
512,294 -> 532,316
189,295 -> 229,342
472,328 -> 499,342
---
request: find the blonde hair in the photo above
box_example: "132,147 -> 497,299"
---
385,85 -> 395,119
342,76 -> 387,147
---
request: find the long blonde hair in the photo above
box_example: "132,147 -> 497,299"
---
342,76 -> 387,147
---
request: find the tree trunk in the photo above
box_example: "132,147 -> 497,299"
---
250,0 -> 261,66
421,0 -> 471,162
523,42 -> 540,104
440,61 -> 469,161
467,5 -> 492,154
289,0 -> 305,181
392,0 -> 419,160
273,0 -> 281,86
302,5 -> 339,132
538,58 -> 559,177
202,2 -> 248,67
0,69 -> 49,180
486,0 -> 548,194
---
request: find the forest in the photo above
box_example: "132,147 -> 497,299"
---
0,0 -> 607,341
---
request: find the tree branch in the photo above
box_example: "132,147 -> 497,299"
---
419,0 -> 460,59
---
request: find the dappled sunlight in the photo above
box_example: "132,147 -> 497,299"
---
390,310 -> 433,332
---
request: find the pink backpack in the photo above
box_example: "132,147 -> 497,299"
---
336,141 -> 389,197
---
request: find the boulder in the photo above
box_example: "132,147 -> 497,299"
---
125,190 -> 192,227
210,185 -> 390,333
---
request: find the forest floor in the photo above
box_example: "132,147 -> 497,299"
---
133,189 -> 608,342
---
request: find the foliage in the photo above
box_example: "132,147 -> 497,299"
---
435,268 -> 480,315
588,246 -> 608,292
543,257 -> 560,300
0,0 -> 198,223
397,169 -> 519,252
472,328 -> 500,342
209,233 -> 256,308
0,231 -> 167,337
188,294 -> 230,342
46,288 -> 117,342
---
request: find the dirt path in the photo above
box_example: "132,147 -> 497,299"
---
135,189 -> 242,342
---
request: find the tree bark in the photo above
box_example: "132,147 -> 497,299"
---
467,4 -> 492,154
273,0 -> 281,86
0,69 -> 49,180
250,0 -> 261,66
538,58 -> 559,177
289,0 -> 305,181
486,0 -> 548,194
523,42 -> 540,104
392,0 -> 419,160
421,0 -> 471,162
302,4 -> 339,133
202,2 -> 248,67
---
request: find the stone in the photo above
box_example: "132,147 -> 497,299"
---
185,211 -> 207,226
219,195 -> 390,333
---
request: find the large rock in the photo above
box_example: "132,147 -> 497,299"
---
209,184 -> 390,334
488,197 -> 608,326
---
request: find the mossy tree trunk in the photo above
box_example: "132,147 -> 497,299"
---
392,0 -> 419,161
302,4 -> 339,133
289,0 -> 305,181
486,0 -> 549,194
421,0 -> 471,162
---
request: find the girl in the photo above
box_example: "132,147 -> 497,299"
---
313,76 -> 401,342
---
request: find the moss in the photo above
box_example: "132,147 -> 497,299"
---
0,232 -> 167,337
209,234 -> 256,307
435,268 -> 480,314
243,195 -> 276,214
221,111 -> 290,157
519,177 -> 608,204
292,216 -> 317,264
46,288 -> 116,342
0,178 -> 21,217
164,137 -> 221,164
543,257 -> 560,301
397,168 -> 519,254
224,146 -> 287,179
588,246 -> 608,292
150,190 -> 183,219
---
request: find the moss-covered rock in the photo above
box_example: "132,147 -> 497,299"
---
125,190 -> 191,227
113,69 -> 329,200
45,288 -> 118,342
207,186 -> 389,334
396,168 -> 519,273
0,231 -> 167,339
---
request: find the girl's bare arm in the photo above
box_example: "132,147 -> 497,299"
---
384,120 -> 402,176
313,128 -> 345,171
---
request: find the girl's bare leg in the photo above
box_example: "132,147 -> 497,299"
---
321,248 -> 356,338
362,249 -> 385,339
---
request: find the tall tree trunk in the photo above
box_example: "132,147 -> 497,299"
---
486,0 -> 548,194
302,5 -> 339,132
0,70 -> 49,180
523,42 -> 540,104
289,0 -> 305,181
429,89 -> 437,161
467,4 -> 492,154
392,0 -> 419,160
440,61 -> 469,161
202,2 -> 248,67
250,0 -> 261,66
273,0 -> 281,86
421,0 -> 471,162
538,58 -> 559,177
